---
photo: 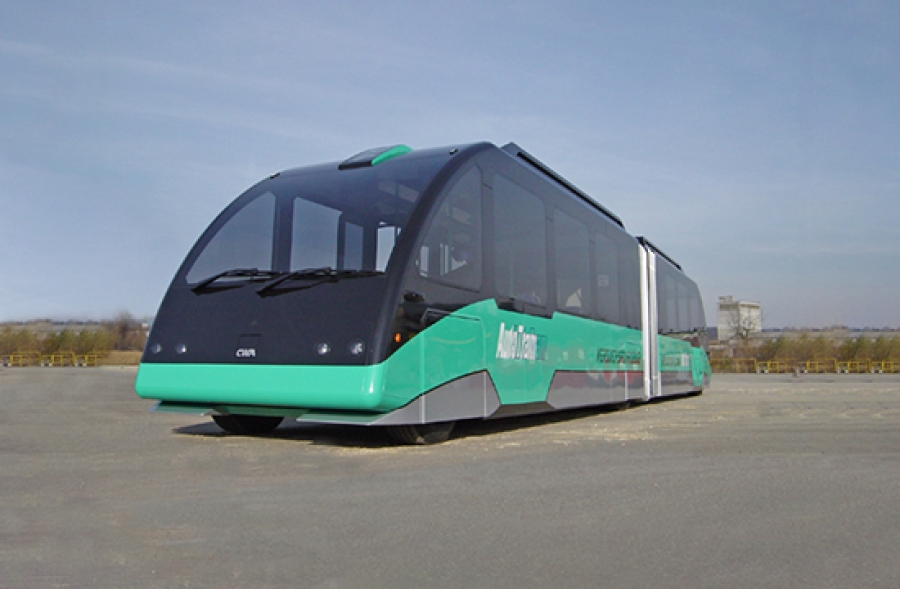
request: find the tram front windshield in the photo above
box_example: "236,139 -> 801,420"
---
182,161 -> 440,286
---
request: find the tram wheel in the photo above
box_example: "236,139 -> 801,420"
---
386,422 -> 455,445
212,414 -> 283,435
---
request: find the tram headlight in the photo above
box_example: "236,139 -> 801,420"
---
348,341 -> 365,356
175,343 -> 187,355
315,342 -> 330,356
149,343 -> 162,355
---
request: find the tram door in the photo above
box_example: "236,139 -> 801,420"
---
639,244 -> 660,400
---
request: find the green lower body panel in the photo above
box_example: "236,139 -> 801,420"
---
136,363 -> 391,411
136,300 -> 711,426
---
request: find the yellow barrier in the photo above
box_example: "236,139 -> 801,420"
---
41,352 -> 77,367
1,350 -> 111,367
755,360 -> 792,374
836,360 -> 869,374
870,361 -> 900,374
75,354 -> 103,367
798,360 -> 833,374
710,358 -> 758,373
5,350 -> 42,366
710,357 -> 899,375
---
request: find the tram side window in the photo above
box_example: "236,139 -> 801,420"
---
595,232 -> 620,325
689,286 -> 705,331
493,175 -> 547,306
616,234 -> 642,329
416,167 -> 482,290
554,210 -> 591,315
678,282 -> 690,333
186,192 -> 276,283
660,273 -> 677,333
656,262 -> 702,335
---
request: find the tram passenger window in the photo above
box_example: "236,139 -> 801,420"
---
494,175 -> 547,305
678,282 -> 689,333
416,167 -> 482,290
186,192 -> 276,283
660,273 -> 676,333
595,233 -> 620,324
290,197 -> 340,270
689,288 -> 705,332
554,210 -> 590,315
615,234 -> 641,329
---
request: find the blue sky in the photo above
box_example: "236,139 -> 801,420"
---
1,1 -> 898,328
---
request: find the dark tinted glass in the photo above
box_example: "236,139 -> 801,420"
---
595,231 -> 620,324
185,192 -> 276,283
657,259 -> 705,335
554,210 -> 591,315
494,175 -> 547,306
416,167 -> 482,290
181,151 -> 449,284
614,231 -> 642,329
290,197 -> 340,270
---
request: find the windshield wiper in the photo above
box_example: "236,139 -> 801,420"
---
256,267 -> 383,296
191,268 -> 281,292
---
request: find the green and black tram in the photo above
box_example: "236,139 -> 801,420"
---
135,142 -> 711,444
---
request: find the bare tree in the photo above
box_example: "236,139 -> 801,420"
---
724,305 -> 760,343
111,311 -> 141,351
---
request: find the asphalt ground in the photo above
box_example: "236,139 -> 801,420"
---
1,368 -> 899,589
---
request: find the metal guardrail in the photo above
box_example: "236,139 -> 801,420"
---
797,360 -> 833,374
709,358 -> 758,373
76,354 -> 103,367
755,360 -> 793,374
868,361 -> 900,374
2,351 -> 42,366
836,360 -> 870,374
2,351 -> 107,367
711,358 -> 900,374
41,352 -> 76,367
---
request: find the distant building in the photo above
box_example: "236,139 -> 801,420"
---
717,296 -> 762,341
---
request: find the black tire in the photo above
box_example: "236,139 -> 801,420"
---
386,421 -> 455,445
212,414 -> 283,435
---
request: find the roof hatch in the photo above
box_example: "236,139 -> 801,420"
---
339,145 -> 412,170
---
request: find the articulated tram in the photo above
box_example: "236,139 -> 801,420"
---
135,142 -> 711,444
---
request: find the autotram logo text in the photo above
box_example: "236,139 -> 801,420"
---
495,323 -> 543,361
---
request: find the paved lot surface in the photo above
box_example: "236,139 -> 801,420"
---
1,368 -> 899,588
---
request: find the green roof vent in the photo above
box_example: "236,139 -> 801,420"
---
339,145 -> 412,170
